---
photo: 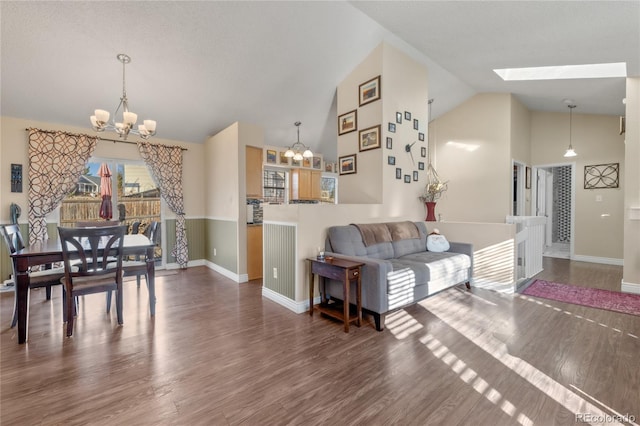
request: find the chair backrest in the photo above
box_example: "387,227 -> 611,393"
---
130,221 -> 141,234
58,225 -> 127,281
0,224 -> 26,255
144,221 -> 160,245
75,220 -> 121,228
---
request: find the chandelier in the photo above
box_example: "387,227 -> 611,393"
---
564,103 -> 577,157
284,121 -> 313,161
90,54 -> 156,140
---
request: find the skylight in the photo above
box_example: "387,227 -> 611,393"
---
493,62 -> 627,81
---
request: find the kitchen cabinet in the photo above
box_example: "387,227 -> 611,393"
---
247,225 -> 263,280
290,169 -> 321,201
246,146 -> 263,198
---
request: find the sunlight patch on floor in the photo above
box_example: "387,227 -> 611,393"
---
385,310 -> 423,339
420,292 -> 624,423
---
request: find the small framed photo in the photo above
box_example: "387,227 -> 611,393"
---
338,109 -> 357,135
339,154 -> 357,175
396,168 -> 402,179
325,162 -> 335,173
313,156 -> 322,170
359,125 -> 381,152
396,112 -> 402,124
418,162 -> 425,170
413,171 -> 419,181
404,111 -> 411,121
386,137 -> 393,149
279,151 -> 290,165
404,175 -> 411,183
388,122 -> 396,133
421,147 -> 427,158
359,75 -> 381,106
266,149 -> 277,164
413,119 -> 419,130
388,156 -> 396,165
303,158 -> 311,168
418,132 -> 424,141
292,158 -> 301,167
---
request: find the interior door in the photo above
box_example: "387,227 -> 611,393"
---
536,168 -> 553,247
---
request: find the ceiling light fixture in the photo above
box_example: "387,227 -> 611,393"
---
284,121 -> 313,161
493,62 -> 627,81
90,54 -> 156,140
564,104 -> 577,158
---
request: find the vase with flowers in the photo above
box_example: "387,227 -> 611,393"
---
418,163 -> 447,221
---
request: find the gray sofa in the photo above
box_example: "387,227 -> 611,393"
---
324,221 -> 473,331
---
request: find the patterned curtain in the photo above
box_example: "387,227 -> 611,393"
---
28,129 -> 97,243
138,142 -> 189,268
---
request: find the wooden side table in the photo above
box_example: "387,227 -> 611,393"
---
308,257 -> 364,333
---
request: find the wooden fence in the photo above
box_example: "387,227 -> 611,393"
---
60,197 -> 161,227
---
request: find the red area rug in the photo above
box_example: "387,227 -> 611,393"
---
522,279 -> 640,317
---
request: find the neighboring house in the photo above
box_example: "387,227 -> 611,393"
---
75,175 -> 101,195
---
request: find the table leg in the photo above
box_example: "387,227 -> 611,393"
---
14,259 -> 30,344
308,261 -> 314,316
343,269 -> 349,333
146,248 -> 156,317
356,271 -> 362,327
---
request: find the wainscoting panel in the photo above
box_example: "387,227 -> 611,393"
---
263,223 -> 296,300
204,219 -> 238,274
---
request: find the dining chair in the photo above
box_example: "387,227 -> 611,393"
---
58,225 -> 126,337
1,224 -> 65,328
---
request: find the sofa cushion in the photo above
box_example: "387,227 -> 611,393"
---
327,225 -> 394,259
392,251 -> 471,288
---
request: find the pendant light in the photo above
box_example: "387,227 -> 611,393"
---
284,121 -> 313,161
564,104 -> 577,157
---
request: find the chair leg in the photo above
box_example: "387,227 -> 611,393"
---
66,292 -> 75,337
10,290 -> 18,328
136,275 -> 141,288
106,291 -> 112,313
116,289 -> 123,325
46,285 -> 52,300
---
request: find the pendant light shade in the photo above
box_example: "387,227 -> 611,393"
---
284,122 -> 312,161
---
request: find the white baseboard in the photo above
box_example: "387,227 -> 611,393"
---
621,280 -> 640,295
261,286 -> 320,314
203,260 -> 246,283
165,259 -> 205,270
571,255 -> 623,266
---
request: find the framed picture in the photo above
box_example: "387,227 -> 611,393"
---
359,125 -> 381,152
396,168 -> 402,179
413,119 -> 419,130
359,75 -> 381,106
388,122 -> 396,133
292,158 -> 301,167
313,156 -> 322,169
396,112 -> 402,124
404,111 -> 411,121
303,158 -> 311,168
338,109 -> 357,135
584,163 -> 620,189
266,149 -> 277,164
388,156 -> 396,165
404,175 -> 411,183
418,162 -> 425,170
525,167 -> 531,189
325,162 -> 335,173
279,151 -> 289,165
339,154 -> 357,175
413,171 -> 419,181
421,147 -> 427,158
418,132 -> 424,141
386,137 -> 393,149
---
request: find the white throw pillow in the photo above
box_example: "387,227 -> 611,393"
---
427,234 -> 450,252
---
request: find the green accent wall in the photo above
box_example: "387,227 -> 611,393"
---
165,218 -> 206,265
263,223 -> 296,299
204,219 -> 238,273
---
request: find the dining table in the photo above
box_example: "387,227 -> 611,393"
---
10,233 -> 156,344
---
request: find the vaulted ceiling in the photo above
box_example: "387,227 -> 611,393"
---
2,1 -> 638,159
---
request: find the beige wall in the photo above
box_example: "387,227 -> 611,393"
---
432,93 -> 512,223
511,97 -> 533,215
531,111 -> 625,260
623,77 -> 640,291
0,116 -> 205,225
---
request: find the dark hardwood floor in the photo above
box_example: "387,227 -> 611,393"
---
1,261 -> 638,425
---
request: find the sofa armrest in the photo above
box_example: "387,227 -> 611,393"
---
323,252 -> 393,314
447,242 -> 474,278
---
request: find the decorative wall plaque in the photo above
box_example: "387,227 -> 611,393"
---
584,163 -> 619,189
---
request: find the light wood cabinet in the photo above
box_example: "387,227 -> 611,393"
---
290,169 -> 321,201
247,225 -> 263,280
246,146 -> 263,198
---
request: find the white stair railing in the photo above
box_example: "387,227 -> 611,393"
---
506,216 -> 547,280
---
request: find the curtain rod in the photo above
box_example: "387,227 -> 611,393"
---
25,128 -> 188,151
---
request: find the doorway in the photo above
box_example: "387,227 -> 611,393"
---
533,164 -> 575,259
